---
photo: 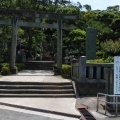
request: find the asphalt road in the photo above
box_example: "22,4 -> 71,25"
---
0,108 -> 62,120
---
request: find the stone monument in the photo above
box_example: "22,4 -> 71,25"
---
86,27 -> 97,60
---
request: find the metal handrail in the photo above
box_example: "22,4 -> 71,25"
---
97,92 -> 120,116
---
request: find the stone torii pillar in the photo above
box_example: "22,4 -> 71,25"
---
86,27 -> 97,60
10,15 -> 18,74
57,20 -> 62,74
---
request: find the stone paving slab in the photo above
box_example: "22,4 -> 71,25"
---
0,70 -> 70,83
17,70 -> 54,76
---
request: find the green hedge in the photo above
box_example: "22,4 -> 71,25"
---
100,39 -> 120,56
62,64 -> 71,79
86,57 -> 114,63
87,59 -> 105,63
16,63 -> 25,71
1,66 -> 10,75
0,63 -> 24,76
0,63 -> 9,71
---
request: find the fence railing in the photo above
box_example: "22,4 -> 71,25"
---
71,56 -> 113,83
97,93 -> 120,116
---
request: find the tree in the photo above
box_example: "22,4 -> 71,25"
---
83,4 -> 91,11
0,0 -> 16,8
0,0 -> 120,61
77,2 -> 82,10
107,5 -> 119,11
68,29 -> 86,52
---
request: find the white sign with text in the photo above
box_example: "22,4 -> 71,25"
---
114,56 -> 120,95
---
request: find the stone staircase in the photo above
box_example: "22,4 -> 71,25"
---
24,61 -> 54,70
0,81 -> 75,98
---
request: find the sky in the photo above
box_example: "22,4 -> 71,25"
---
70,0 -> 120,10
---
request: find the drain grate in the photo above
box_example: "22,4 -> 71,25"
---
76,104 -> 96,120
78,108 -> 96,120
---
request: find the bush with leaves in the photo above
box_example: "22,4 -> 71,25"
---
86,57 -> 114,63
62,64 -> 71,78
16,63 -> 24,71
69,29 -> 86,52
104,56 -> 114,63
0,63 -> 9,71
1,66 -> 10,75
87,59 -> 105,63
100,39 -> 120,56
96,51 -> 105,58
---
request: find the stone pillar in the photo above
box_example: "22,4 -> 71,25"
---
57,20 -> 62,74
104,68 -> 114,94
10,15 -> 18,74
79,56 -> 86,83
86,28 -> 97,60
71,58 -> 77,79
104,68 -> 111,94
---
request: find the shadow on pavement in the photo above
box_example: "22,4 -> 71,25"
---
0,102 -> 80,119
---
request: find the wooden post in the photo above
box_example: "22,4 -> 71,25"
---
57,20 -> 62,74
10,15 -> 18,74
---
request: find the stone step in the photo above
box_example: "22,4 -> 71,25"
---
24,67 -> 53,70
0,94 -> 75,98
0,81 -> 72,85
0,85 -> 73,89
0,81 -> 75,98
24,65 -> 53,69
24,61 -> 55,70
0,89 -> 74,94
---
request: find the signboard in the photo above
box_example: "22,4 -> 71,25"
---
114,56 -> 120,94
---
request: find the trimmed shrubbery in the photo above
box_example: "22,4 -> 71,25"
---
100,39 -> 120,56
87,59 -> 105,63
54,64 -> 71,78
16,63 -> 25,71
0,63 -> 9,71
62,64 -> 71,79
1,66 -> 10,75
104,56 -> 114,63
0,63 -> 24,76
0,63 -> 10,76
87,57 -> 114,63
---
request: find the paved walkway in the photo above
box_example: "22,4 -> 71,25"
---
1,70 -> 119,120
76,97 -> 120,120
0,70 -> 80,120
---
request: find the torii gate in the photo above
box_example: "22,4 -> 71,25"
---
0,8 -> 77,74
